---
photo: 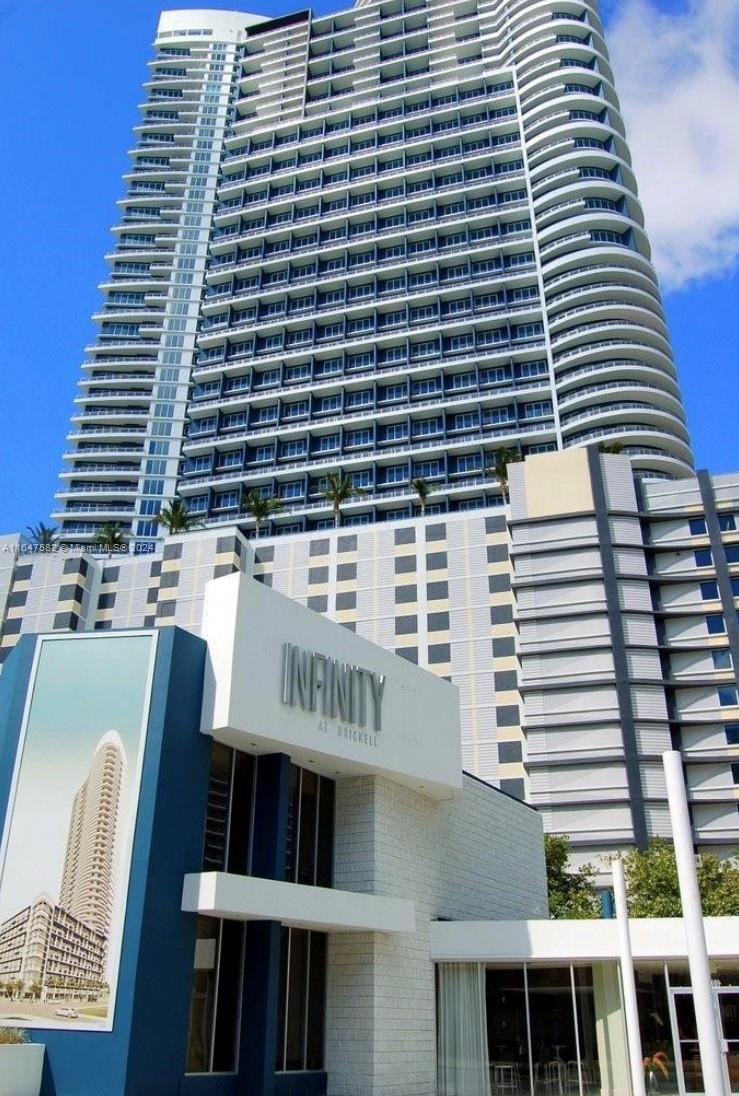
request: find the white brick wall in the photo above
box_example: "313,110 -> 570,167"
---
325,774 -> 547,1095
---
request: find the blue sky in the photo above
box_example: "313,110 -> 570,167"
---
0,0 -> 736,535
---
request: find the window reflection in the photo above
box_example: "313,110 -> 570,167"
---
486,966 -> 529,1092
275,927 -> 327,1073
527,967 -> 578,1095
185,915 -> 244,1075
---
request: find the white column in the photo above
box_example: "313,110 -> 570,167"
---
612,858 -> 646,1096
663,750 -> 729,1095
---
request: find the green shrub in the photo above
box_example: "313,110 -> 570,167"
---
0,1027 -> 28,1045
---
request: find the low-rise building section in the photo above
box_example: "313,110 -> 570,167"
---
3,451 -> 739,869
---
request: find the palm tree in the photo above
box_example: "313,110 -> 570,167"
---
26,522 -> 57,548
322,471 -> 364,527
484,447 -> 523,502
240,488 -> 284,536
598,441 -> 624,455
92,523 -> 128,553
411,476 -> 432,515
156,498 -> 202,535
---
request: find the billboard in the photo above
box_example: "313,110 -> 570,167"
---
0,632 -> 157,1030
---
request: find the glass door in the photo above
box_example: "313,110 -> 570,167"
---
717,990 -> 739,1093
668,986 -> 739,1094
668,989 -> 703,1094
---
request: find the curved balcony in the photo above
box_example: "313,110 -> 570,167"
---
551,320 -> 672,366
56,483 -> 139,499
562,422 -> 693,477
520,68 -> 620,117
535,186 -> 636,231
557,378 -> 683,415
60,463 -> 141,479
546,282 -> 662,322
556,358 -> 680,395
548,302 -> 669,343
542,248 -> 660,292
552,335 -> 676,378
527,124 -> 629,173
74,391 -> 153,406
518,44 -> 610,94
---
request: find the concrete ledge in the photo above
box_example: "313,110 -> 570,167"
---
430,916 -> 739,962
182,872 -> 415,934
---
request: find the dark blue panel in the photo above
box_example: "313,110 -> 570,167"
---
274,1071 -> 327,1096
179,1077 -> 238,1095
0,636 -> 37,824
123,627 -> 210,1096
252,753 -> 291,881
240,921 -> 283,1096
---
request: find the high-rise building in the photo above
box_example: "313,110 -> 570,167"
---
60,732 -> 127,938
55,10 -> 266,548
54,1 -> 692,549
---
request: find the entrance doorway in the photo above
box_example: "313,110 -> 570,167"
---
667,986 -> 739,1094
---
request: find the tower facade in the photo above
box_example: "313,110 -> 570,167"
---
60,731 -> 127,937
55,0 -> 692,549
54,10 -> 265,548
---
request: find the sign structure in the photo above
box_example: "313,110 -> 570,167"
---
281,643 -> 386,732
0,633 -> 156,1030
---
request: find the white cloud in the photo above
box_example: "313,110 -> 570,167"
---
605,0 -> 739,290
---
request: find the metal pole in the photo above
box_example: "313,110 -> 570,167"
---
612,858 -> 647,1096
663,750 -> 729,1095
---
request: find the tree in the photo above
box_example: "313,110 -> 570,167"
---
622,838 -> 739,917
484,447 -> 523,502
411,477 -> 432,515
92,523 -> 128,552
26,522 -> 57,547
156,498 -> 202,535
598,441 -> 624,455
240,488 -> 284,536
544,834 -> 601,919
322,471 -> 363,527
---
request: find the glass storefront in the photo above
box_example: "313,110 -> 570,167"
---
476,961 -> 739,1096
484,964 -> 601,1095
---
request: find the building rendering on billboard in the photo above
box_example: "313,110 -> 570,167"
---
0,633 -> 156,1030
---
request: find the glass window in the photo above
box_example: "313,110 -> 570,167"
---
527,967 -> 579,1088
719,513 -> 736,531
281,439 -> 307,457
346,389 -> 373,407
345,428 -> 372,447
688,517 -> 707,536
634,964 -> 677,1087
726,724 -> 739,745
695,549 -> 713,567
485,966 -> 529,1087
712,649 -> 732,670
275,929 -> 327,1073
718,686 -> 738,707
700,580 -> 719,600
316,434 -> 340,452
707,613 -> 726,635
185,915 -> 245,1074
